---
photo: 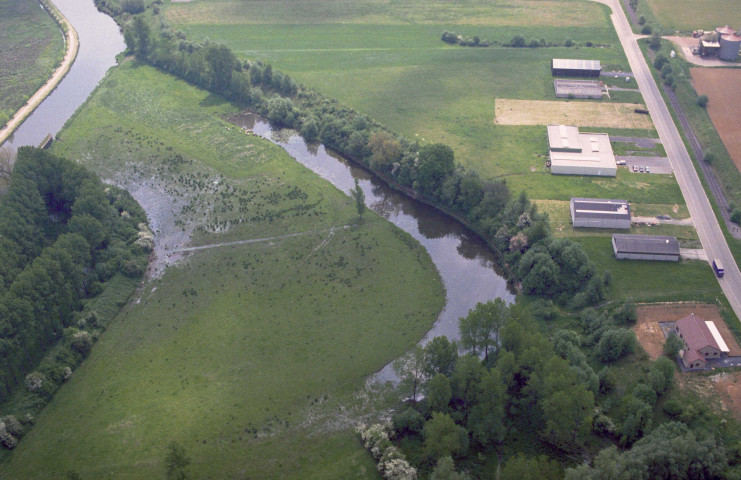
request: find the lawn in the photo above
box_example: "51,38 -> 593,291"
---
573,236 -> 722,302
0,61 -> 444,479
644,0 -> 741,31
0,0 -> 64,127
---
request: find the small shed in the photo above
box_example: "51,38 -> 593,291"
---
675,313 -> 725,370
551,59 -> 601,77
611,234 -> 679,261
570,198 -> 631,229
699,33 -> 721,56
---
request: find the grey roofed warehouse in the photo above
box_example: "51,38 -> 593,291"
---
612,234 -> 680,261
570,198 -> 631,229
551,58 -> 601,77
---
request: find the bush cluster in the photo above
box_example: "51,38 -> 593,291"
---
356,423 -> 418,480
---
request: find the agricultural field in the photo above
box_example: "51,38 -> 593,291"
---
0,61 -> 444,479
644,0 -> 741,31
494,98 -> 654,129
690,68 -> 741,175
0,0 -> 64,127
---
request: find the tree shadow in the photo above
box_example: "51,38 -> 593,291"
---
200,93 -> 228,108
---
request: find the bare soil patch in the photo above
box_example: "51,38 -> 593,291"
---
710,372 -> 741,422
635,303 -> 741,359
494,99 -> 655,129
690,68 -> 741,175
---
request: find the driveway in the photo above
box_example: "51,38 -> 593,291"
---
591,0 -> 741,321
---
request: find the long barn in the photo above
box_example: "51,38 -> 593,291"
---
551,59 -> 601,77
612,234 -> 680,261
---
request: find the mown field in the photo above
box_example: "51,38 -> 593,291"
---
644,0 -> 741,31
0,0 -> 63,127
0,61 -> 444,479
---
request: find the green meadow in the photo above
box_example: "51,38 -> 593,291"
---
644,0 -> 741,31
0,61 -> 444,479
0,0 -> 64,126
166,0 -> 689,248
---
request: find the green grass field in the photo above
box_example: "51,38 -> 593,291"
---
644,0 -> 741,31
0,61 -> 444,479
159,0 -> 723,302
0,0 -> 64,127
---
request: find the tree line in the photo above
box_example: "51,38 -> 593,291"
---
122,12 -> 607,307
0,148 -> 149,448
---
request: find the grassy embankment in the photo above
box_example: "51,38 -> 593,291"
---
0,0 -> 64,127
165,0 -> 718,303
0,60 -> 444,479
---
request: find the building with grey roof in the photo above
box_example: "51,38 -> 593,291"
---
551,59 -> 601,77
612,234 -> 680,261
570,198 -> 631,229
547,125 -> 617,177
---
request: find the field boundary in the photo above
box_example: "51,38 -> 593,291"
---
0,0 -> 79,147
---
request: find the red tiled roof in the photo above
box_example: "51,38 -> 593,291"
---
677,314 -> 720,351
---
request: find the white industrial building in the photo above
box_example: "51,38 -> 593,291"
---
570,198 -> 631,229
612,234 -> 680,261
547,125 -> 617,177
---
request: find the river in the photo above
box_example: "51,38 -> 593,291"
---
6,0 -> 514,383
4,0 -> 124,150
231,114 -> 515,382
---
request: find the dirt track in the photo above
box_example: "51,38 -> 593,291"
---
0,1 -> 79,146
690,68 -> 741,175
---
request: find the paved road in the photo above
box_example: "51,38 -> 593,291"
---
0,1 -> 79,147
594,0 -> 741,320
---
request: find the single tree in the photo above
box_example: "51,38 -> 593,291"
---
423,412 -> 469,459
424,336 -> 458,377
393,345 -> 427,402
427,374 -> 452,413
697,94 -> 709,108
165,441 -> 191,480
662,333 -> 684,358
350,178 -> 366,221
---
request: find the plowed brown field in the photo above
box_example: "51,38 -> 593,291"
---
690,69 -> 741,174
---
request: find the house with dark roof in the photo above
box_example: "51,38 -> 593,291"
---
570,198 -> 631,229
611,234 -> 680,261
674,314 -> 728,370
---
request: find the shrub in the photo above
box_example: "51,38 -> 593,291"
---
704,152 -> 716,164
654,53 -> 668,70
638,16 -> 646,25
393,408 -> 425,435
564,38 -> 573,47
70,331 -> 93,357
25,372 -> 46,393
642,25 -> 653,35
596,328 -> 635,363
633,383 -> 657,406
731,209 -> 741,224
697,94 -> 709,108
663,397 -> 683,417
593,413 -> 616,436
509,35 -> 526,47
528,38 -> 540,48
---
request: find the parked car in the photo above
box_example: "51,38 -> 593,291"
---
632,165 -> 638,172
639,166 -> 645,173
646,166 -> 651,173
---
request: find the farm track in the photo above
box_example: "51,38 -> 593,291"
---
0,0 -> 78,147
